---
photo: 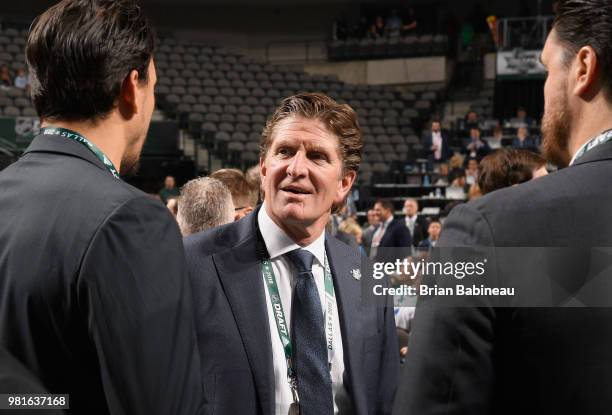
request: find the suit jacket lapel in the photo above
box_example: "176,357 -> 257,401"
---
326,237 -> 368,415
212,214 -> 274,415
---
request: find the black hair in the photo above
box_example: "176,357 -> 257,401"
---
26,0 -> 155,121
555,0 -> 612,100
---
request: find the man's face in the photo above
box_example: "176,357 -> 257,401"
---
467,159 -> 478,171
431,122 -> 441,133
367,209 -> 379,226
541,29 -> 573,167
374,202 -> 391,222
403,200 -> 418,217
517,109 -> 527,119
260,116 -> 355,231
121,59 -> 157,175
517,127 -> 528,139
470,129 -> 480,140
428,222 -> 442,240
165,176 -> 175,189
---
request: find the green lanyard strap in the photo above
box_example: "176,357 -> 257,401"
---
262,253 -> 336,387
41,126 -> 120,179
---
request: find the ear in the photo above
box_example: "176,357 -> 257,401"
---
334,169 -> 357,205
120,69 -> 141,118
573,45 -> 598,97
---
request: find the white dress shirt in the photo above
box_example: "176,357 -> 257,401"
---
258,204 -> 346,415
369,216 -> 393,259
432,131 -> 442,160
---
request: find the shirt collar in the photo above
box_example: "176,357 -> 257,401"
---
569,129 -> 612,166
258,203 -> 326,266
382,216 -> 394,227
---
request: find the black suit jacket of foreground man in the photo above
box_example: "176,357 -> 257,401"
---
185,207 -> 399,415
396,140 -> 612,415
0,135 -> 203,414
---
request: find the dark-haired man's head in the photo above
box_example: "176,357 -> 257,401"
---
26,0 -> 156,176
478,148 -> 547,194
541,0 -> 612,167
431,120 -> 441,132
373,199 -> 394,223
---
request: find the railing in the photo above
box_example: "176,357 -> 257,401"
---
265,39 -> 327,63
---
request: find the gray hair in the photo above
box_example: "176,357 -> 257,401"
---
177,177 -> 235,236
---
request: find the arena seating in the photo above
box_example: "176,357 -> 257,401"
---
328,34 -> 449,61
153,36 -> 444,181
0,27 -> 445,182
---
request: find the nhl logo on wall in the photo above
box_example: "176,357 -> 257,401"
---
351,269 -> 361,281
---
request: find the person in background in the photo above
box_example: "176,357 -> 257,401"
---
434,162 -> 450,186
371,199 -> 412,262
211,168 -> 259,221
0,65 -> 11,87
386,10 -> 403,37
465,157 -> 479,186
478,148 -> 548,195
369,15 -> 386,38
362,207 -> 380,256
14,68 -> 28,90
400,6 -> 418,35
177,177 -> 234,236
159,175 -> 180,204
464,127 -> 491,161
245,164 -> 262,204
510,106 -> 534,128
512,125 -> 539,152
338,217 -> 365,255
423,120 -> 451,164
403,198 -> 428,249
416,220 -> 442,254
487,124 -> 504,149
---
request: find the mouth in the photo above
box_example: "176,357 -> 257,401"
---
281,186 -> 311,195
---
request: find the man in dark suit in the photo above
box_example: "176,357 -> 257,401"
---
463,127 -> 492,162
0,2 -> 202,414
370,199 -> 412,263
402,198 -> 428,249
396,1 -> 612,413
185,93 -> 398,415
422,120 -> 451,164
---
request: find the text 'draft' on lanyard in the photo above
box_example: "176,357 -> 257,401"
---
41,126 -> 120,179
262,255 -> 335,399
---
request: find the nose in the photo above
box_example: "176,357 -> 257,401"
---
286,149 -> 308,178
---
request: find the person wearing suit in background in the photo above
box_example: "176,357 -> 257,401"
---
185,93 -> 398,415
396,1 -> 612,414
0,1 -> 203,414
422,120 -> 451,165
362,208 -> 380,256
370,199 -> 412,263
402,198 -> 428,250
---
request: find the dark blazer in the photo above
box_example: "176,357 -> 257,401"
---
422,130 -> 451,162
396,140 -> 612,414
375,218 -> 413,263
184,208 -> 399,415
404,215 -> 428,248
511,136 -> 539,152
0,134 -> 203,414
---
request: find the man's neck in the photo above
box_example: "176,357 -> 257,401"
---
265,208 -> 328,247
569,99 -> 612,158
41,118 -> 126,174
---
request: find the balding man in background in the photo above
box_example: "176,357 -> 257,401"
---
177,177 -> 235,236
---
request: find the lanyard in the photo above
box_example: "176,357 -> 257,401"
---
571,129 -> 612,165
262,254 -> 335,401
41,126 -> 121,179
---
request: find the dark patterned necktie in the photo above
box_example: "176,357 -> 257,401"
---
286,249 -> 333,415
